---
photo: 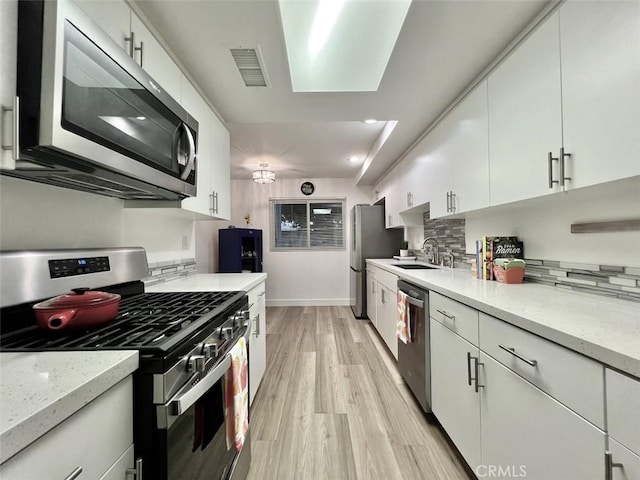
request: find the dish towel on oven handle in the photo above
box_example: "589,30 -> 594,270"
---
396,290 -> 413,344
224,336 -> 249,451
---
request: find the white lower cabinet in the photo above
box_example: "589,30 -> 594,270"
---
430,291 -> 609,479
378,284 -> 398,360
480,352 -> 605,480
608,438 -> 640,480
248,281 -> 267,406
430,318 -> 481,471
606,368 -> 640,479
366,268 -> 377,328
0,377 -> 134,480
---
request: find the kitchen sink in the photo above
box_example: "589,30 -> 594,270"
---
393,264 -> 438,270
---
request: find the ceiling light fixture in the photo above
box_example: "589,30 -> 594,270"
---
252,163 -> 276,184
364,119 -> 377,124
348,156 -> 358,163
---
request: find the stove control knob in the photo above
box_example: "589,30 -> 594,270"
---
203,343 -> 218,359
220,327 -> 233,340
233,310 -> 250,327
187,354 -> 205,373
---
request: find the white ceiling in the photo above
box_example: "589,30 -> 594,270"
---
133,0 -> 550,185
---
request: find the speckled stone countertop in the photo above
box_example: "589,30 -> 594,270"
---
146,272 -> 267,293
0,351 -> 138,464
368,259 -> 640,379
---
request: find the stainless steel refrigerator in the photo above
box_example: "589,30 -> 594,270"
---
350,204 -> 404,318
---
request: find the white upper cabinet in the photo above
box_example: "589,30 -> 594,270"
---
559,0 -> 640,189
488,12 -> 563,206
129,14 -> 181,101
180,78 -> 230,220
180,79 -> 213,217
450,81 -> 490,215
76,0 -> 181,101
209,111 -> 231,220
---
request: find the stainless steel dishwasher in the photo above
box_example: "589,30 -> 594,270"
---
397,279 -> 431,412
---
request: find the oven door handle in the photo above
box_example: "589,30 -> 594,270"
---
157,323 -> 252,429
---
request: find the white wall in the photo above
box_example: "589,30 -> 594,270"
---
0,176 -> 196,263
211,178 -> 373,306
465,176 -> 640,267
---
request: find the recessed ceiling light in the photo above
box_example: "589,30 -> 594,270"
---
136,116 -> 146,121
364,119 -> 377,124
348,156 -> 359,163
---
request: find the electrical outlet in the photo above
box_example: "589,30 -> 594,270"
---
181,234 -> 190,249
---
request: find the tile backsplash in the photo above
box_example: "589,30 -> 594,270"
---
421,212 -> 640,303
144,258 -> 197,287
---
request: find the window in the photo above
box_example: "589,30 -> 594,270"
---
271,199 -> 345,250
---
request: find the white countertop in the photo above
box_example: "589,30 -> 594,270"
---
368,259 -> 640,378
0,350 -> 138,464
146,272 -> 267,293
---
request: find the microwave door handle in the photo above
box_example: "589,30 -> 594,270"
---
179,123 -> 196,180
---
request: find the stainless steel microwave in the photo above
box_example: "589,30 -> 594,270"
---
4,0 -> 198,200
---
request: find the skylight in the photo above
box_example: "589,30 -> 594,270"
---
278,0 -> 412,92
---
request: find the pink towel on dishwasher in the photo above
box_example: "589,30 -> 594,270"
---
396,290 -> 413,344
224,336 -> 249,451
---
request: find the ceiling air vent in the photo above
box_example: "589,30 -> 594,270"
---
230,48 -> 267,87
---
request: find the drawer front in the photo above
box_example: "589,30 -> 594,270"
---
607,368 -> 640,455
99,444 -> 134,480
608,438 -> 640,480
479,313 -> 604,429
248,281 -> 266,309
429,291 -> 479,345
0,378 -> 133,480
377,269 -> 398,292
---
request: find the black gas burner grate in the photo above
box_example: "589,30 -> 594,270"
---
0,291 -> 244,352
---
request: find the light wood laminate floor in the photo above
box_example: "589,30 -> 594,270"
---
247,306 -> 473,480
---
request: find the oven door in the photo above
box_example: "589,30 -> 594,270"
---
156,325 -> 252,480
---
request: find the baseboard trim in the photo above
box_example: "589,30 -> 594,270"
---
266,298 -> 351,307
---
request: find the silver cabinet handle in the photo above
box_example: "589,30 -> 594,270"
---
209,193 -> 214,213
604,451 -> 623,480
253,314 -> 260,337
467,352 -> 473,386
436,309 -> 455,320
63,467 -> 83,480
381,289 -> 385,305
124,31 -> 135,58
474,356 -> 484,392
548,151 -> 559,189
135,41 -> 144,67
560,147 -> 571,187
126,458 -> 143,480
450,191 -> 456,213
214,191 -> 219,214
1,96 -> 20,161
258,291 -> 266,297
445,191 -> 450,212
499,345 -> 538,367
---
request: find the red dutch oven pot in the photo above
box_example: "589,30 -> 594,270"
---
33,288 -> 121,331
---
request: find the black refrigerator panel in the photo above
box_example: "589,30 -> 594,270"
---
219,228 -> 263,273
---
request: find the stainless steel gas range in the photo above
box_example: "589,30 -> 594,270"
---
0,247 -> 251,480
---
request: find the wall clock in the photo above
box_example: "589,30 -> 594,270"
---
300,182 -> 315,196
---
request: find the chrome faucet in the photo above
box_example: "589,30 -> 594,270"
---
422,237 -> 439,265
